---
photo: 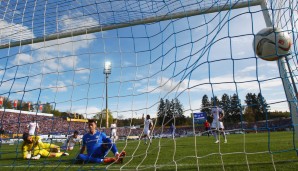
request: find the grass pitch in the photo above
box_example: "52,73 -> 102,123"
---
0,131 -> 298,171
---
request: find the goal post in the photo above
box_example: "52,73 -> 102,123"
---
260,0 -> 298,152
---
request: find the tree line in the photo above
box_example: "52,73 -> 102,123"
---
116,98 -> 189,127
156,98 -> 187,126
201,93 -> 289,124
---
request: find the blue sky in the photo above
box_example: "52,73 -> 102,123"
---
0,1 -> 296,119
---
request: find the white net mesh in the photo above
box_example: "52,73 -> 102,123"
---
0,0 -> 298,170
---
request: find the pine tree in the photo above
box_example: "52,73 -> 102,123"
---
245,93 -> 258,122
172,98 -> 185,125
221,93 -> 231,122
157,98 -> 171,126
175,98 -> 184,116
210,96 -> 220,107
157,98 -> 166,126
257,93 -> 270,120
157,98 -> 165,117
201,95 -> 211,115
230,93 -> 241,123
244,106 -> 255,123
165,99 -> 171,114
157,98 -> 184,126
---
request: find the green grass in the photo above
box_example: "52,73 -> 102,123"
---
1,131 -> 298,170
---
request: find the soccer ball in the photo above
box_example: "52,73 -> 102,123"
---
253,27 -> 292,61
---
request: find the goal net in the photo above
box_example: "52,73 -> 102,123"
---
0,0 -> 298,170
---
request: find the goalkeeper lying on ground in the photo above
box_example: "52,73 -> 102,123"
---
22,132 -> 69,160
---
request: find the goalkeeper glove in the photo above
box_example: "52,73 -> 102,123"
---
31,154 -> 41,160
25,152 -> 31,159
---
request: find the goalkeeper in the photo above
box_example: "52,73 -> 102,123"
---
22,132 -> 69,160
76,119 -> 126,164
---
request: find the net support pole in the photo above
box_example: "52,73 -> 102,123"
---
260,0 -> 298,153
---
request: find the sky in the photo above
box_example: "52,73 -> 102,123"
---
0,0 -> 297,119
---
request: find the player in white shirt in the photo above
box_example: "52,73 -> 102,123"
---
27,117 -> 39,136
211,106 -> 227,143
62,131 -> 81,151
141,114 -> 153,144
110,120 -> 117,143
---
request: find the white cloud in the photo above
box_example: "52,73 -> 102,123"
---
60,56 -> 78,68
27,13 -> 98,74
137,76 -> 187,93
136,73 -> 283,94
0,74 -> 43,94
157,77 -> 187,92
134,83 -> 142,88
48,81 -> 68,92
73,106 -> 101,118
236,51 -> 246,56
12,53 -> 34,65
231,36 -> 252,44
28,12 -> 98,53
0,19 -> 34,41
31,34 -> 96,53
0,80 -> 24,93
75,68 -> 90,74
34,54 -> 79,73
122,61 -> 134,67
59,12 -> 99,32
240,65 -> 256,73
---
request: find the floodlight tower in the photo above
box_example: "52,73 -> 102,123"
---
104,61 -> 111,128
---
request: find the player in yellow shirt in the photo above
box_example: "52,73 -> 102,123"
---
22,132 -> 69,160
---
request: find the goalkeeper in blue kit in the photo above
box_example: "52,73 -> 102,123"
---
76,119 -> 126,164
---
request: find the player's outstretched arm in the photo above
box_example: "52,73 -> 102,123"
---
219,111 -> 225,121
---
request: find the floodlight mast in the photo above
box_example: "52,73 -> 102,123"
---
104,61 -> 111,128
